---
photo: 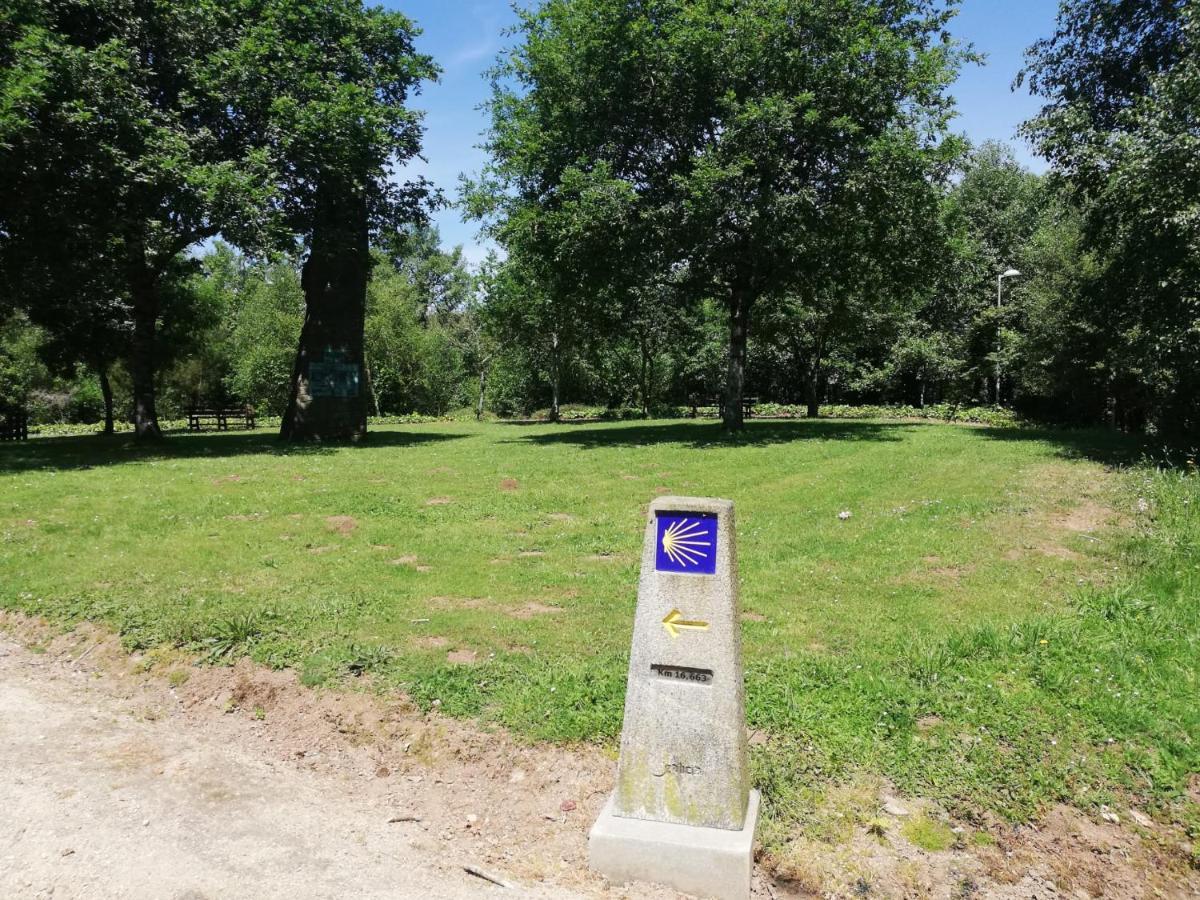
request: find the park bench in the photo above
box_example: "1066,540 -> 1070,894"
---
186,405 -> 256,432
688,396 -> 757,419
0,405 -> 29,441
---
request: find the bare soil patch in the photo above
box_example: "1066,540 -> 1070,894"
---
506,602 -> 564,620
424,496 -> 453,506
413,636 -> 449,650
586,553 -> 623,563
499,477 -> 520,492
1055,499 -> 1117,533
1038,544 -> 1084,561
325,515 -> 358,536
446,648 -> 479,665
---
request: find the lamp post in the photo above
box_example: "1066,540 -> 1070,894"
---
995,268 -> 1021,405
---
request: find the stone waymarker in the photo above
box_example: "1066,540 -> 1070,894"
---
589,496 -> 759,900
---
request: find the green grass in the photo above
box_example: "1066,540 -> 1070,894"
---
2,418 -> 1197,851
901,813 -> 956,852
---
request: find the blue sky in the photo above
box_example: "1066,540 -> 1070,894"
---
389,0 -> 1061,265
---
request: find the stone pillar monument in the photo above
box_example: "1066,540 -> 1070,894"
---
589,496 -> 759,900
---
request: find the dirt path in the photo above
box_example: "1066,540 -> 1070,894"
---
0,633 -> 593,900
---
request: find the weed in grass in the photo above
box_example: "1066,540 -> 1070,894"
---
167,669 -> 189,688
202,612 -> 270,663
300,642 -> 396,686
969,830 -> 996,847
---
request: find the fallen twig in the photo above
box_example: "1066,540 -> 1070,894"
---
464,864 -> 516,890
73,642 -> 100,666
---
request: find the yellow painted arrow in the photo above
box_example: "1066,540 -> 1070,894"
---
662,608 -> 710,639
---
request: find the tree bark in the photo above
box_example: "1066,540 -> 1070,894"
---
639,333 -> 650,416
129,274 -> 162,441
549,331 -> 561,422
805,336 -> 826,419
722,287 -> 751,431
364,353 -> 382,418
98,365 -> 115,435
281,184 -> 371,442
805,376 -> 821,419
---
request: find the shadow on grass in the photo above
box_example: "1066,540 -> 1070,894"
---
0,428 -> 466,473
502,418 -> 913,449
504,416 -> 1153,465
975,426 -> 1151,467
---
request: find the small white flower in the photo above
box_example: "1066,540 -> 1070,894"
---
838,510 -> 852,521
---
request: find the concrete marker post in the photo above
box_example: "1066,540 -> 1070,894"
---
589,496 -> 758,900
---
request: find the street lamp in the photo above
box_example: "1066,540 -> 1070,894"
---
995,268 -> 1021,404
998,268 -> 1021,308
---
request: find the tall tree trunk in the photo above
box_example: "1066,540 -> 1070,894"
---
549,332 -> 561,422
722,288 -> 751,431
364,353 -> 382,418
281,184 -> 370,442
805,337 -> 826,419
129,274 -> 162,441
638,329 -> 652,416
805,376 -> 821,418
98,365 -> 115,435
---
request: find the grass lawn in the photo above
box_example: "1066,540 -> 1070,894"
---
2,419 -> 1197,852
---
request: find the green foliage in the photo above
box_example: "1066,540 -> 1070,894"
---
0,313 -> 46,404
366,251 -> 470,416
222,256 -> 305,415
0,0 -> 438,439
758,403 -> 1023,428
1021,0 -> 1200,434
470,0 -> 972,426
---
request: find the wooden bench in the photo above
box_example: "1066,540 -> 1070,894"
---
0,406 -> 29,441
689,396 -> 757,419
187,405 -> 256,431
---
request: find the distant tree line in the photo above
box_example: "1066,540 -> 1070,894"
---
2,0 -> 1195,437
469,0 -> 1198,436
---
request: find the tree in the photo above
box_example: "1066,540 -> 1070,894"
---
471,0 -> 970,429
937,142 -> 1045,405
1021,0 -> 1199,432
220,253 -> 306,416
0,0 -> 277,439
365,256 -> 466,416
214,0 -> 439,441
